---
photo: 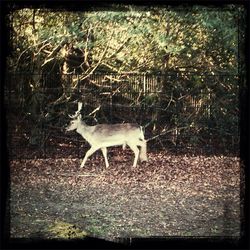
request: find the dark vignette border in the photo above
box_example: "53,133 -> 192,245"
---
0,0 -> 249,249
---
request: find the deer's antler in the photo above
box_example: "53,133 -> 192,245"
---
69,102 -> 83,119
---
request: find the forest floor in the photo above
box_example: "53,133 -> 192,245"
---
9,148 -> 241,244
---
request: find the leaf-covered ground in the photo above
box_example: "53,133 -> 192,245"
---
9,149 -> 241,242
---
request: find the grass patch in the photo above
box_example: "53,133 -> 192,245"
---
48,220 -> 87,239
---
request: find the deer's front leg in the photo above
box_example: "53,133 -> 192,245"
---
80,146 -> 98,168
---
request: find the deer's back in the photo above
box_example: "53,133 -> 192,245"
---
93,123 -> 140,136
85,123 -> 143,147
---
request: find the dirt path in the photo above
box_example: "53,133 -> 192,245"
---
9,152 -> 241,242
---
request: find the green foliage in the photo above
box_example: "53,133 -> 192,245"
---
8,5 -> 240,74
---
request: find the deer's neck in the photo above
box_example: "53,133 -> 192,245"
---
76,122 -> 95,144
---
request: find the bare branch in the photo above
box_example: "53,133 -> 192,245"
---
87,105 -> 101,117
107,37 -> 132,59
75,31 -> 115,83
84,25 -> 92,65
146,126 -> 190,142
34,43 -> 51,56
41,39 -> 68,68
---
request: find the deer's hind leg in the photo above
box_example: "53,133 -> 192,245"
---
127,142 -> 140,167
101,147 -> 109,168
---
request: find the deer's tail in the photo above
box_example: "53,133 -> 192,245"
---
139,126 -> 148,162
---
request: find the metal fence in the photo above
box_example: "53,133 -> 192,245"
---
5,72 -> 240,159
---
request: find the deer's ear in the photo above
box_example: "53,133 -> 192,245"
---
78,114 -> 82,120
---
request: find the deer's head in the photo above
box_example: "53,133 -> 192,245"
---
66,114 -> 82,131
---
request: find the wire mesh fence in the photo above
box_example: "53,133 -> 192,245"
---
5,72 -> 240,159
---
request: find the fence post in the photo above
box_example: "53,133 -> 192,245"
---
143,73 -> 146,95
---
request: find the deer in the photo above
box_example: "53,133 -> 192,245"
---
66,102 -> 148,168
